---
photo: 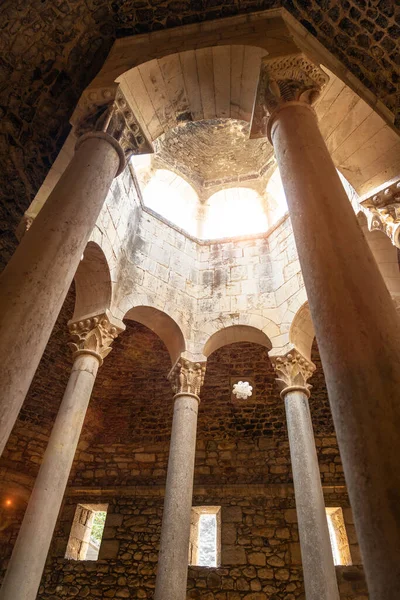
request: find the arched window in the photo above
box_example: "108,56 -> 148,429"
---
203,188 -> 269,239
141,169 -> 199,236
265,168 -> 288,225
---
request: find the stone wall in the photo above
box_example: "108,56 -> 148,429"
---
0,333 -> 359,598
1,2 -> 398,282
1,336 -> 344,487
34,487 -> 366,600
107,178 -> 304,358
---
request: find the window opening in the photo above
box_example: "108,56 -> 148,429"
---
326,507 -> 352,566
65,503 -> 108,561
189,506 -> 221,567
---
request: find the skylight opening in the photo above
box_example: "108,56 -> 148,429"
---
204,188 -> 269,239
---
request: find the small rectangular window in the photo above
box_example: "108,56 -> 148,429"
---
189,506 -> 221,567
326,507 -> 352,566
65,503 -> 108,561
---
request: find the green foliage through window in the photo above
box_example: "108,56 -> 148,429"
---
90,511 -> 106,545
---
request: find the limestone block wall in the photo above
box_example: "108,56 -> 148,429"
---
90,166 -> 308,360
83,166 -> 400,364
195,215 -> 304,357
111,204 -> 199,353
36,487 -> 367,600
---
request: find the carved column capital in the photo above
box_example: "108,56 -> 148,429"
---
361,180 -> 400,232
72,86 -> 153,176
251,53 -> 329,140
271,349 -> 315,398
169,358 -> 206,399
68,314 -> 123,366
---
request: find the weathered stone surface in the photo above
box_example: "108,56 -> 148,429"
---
0,0 -> 399,281
7,491 -> 366,599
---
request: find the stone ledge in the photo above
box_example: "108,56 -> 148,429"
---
65,482 -> 347,498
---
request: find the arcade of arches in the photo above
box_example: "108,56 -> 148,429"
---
1,6 -> 400,600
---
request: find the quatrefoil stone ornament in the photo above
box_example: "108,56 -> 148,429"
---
232,381 -> 253,400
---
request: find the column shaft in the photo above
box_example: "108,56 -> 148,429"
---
284,389 -> 339,600
271,102 -> 400,598
0,353 -> 99,600
154,393 -> 199,600
0,135 -> 119,455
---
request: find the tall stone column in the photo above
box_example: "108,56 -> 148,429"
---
0,89 -> 151,456
271,350 -> 339,600
253,54 -> 400,599
0,314 -> 122,600
154,358 -> 206,600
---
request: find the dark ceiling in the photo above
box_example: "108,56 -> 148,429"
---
0,0 -> 399,273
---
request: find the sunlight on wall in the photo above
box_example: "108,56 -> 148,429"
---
265,169 -> 288,223
142,169 -> 199,236
133,162 -> 359,241
265,168 -> 358,223
203,188 -> 269,239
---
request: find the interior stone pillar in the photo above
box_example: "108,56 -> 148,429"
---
196,202 -> 208,238
271,349 -> 339,600
154,358 -> 206,600
0,88 -> 151,456
255,54 -> 400,599
0,314 -> 122,600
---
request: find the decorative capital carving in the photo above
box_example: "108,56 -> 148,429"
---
361,180 -> 400,225
271,349 -> 315,398
169,358 -> 206,398
68,314 -> 123,365
250,54 -> 329,139
72,86 -> 153,175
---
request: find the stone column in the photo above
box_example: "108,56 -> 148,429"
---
253,54 -> 400,599
154,358 -> 206,600
0,314 -> 122,600
0,88 -> 151,456
271,350 -> 339,600
196,202 -> 208,238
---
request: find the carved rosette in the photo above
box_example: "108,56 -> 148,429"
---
169,358 -> 206,398
251,53 -> 329,139
68,314 -> 122,365
73,86 -> 153,175
271,349 -> 315,398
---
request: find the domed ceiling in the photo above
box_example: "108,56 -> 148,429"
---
153,119 -> 275,197
1,1 -> 399,271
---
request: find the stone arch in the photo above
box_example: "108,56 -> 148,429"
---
357,213 -> 400,297
198,312 -> 280,358
124,305 -> 186,365
203,324 -> 272,358
117,45 -> 269,143
137,168 -> 199,236
289,302 -> 315,361
72,241 -> 112,321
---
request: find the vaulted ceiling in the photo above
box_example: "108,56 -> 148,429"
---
124,45 -> 399,197
1,0 -> 399,272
